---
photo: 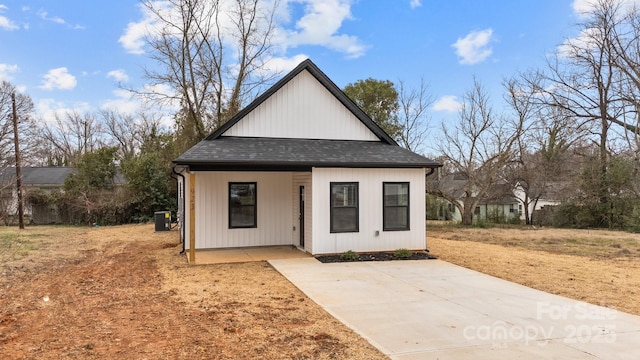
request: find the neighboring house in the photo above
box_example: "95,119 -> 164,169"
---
428,173 -> 564,223
0,167 -> 128,225
173,59 -> 441,257
0,167 -> 75,224
513,181 -> 564,223
476,182 -> 521,222
427,173 -> 467,222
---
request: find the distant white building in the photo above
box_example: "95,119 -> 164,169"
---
428,175 -> 563,224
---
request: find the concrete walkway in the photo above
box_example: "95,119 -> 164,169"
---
269,258 -> 640,359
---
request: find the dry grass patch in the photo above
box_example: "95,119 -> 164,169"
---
0,224 -> 385,359
427,223 -> 640,316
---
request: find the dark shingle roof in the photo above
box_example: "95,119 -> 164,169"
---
0,167 -> 75,187
0,167 -> 127,187
175,137 -> 440,171
428,173 -> 468,199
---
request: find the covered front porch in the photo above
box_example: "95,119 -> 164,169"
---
186,245 -> 311,265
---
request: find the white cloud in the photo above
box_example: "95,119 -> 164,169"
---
37,9 -> 65,24
121,0 -> 365,67
280,0 -> 367,58
260,54 -> 309,75
36,98 -> 91,124
433,95 -> 463,113
573,0 -> 640,17
107,69 -> 129,82
557,27 -> 602,58
0,63 -> 19,81
101,87 -> 176,128
35,8 -> 84,29
101,89 -> 140,115
119,2 -> 170,55
0,5 -> 19,30
452,28 -> 494,65
410,0 -> 422,9
39,67 -> 77,90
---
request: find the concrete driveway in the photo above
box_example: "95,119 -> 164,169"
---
269,258 -> 640,359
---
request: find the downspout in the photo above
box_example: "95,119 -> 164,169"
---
172,165 -> 186,254
425,166 -> 439,252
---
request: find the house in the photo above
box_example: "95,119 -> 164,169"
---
173,59 -> 441,259
426,173 -> 467,221
513,181 -> 564,223
476,182 -> 521,222
0,166 -> 128,225
0,167 -> 75,224
427,173 -> 563,223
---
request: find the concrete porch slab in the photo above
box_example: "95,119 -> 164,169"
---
186,245 -> 310,264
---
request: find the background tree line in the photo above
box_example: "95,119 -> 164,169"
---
348,0 -> 640,230
427,0 -> 640,229
2,0 -> 640,230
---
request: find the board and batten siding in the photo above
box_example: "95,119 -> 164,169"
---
191,172 -> 294,249
292,172 -> 312,252
223,70 -> 379,141
311,168 -> 426,255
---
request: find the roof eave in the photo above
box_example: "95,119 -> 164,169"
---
174,160 -> 439,171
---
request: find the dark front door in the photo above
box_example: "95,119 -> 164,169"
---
299,186 -> 305,248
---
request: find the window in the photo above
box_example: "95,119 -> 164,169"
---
229,182 -> 256,228
383,182 -> 410,231
330,182 -> 359,233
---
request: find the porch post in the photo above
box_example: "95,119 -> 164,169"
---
189,173 -> 196,264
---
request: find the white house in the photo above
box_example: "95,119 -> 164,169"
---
428,173 -> 564,224
0,167 -> 76,224
173,59 -> 440,258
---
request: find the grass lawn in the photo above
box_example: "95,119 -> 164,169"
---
427,221 -> 640,316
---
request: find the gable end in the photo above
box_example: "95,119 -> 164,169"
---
206,59 -> 397,145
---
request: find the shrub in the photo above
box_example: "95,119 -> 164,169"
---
339,250 -> 359,262
393,248 -> 412,259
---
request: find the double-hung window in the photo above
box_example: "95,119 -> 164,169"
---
330,182 -> 359,233
383,182 -> 410,231
229,182 -> 257,228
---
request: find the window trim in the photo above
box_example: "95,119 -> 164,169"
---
330,182 -> 359,233
383,182 -> 410,231
228,182 -> 257,229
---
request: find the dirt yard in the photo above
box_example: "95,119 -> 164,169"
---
427,223 -> 640,316
0,225 -> 385,359
3,223 -> 639,359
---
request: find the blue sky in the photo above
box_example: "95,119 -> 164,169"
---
0,0 -> 590,129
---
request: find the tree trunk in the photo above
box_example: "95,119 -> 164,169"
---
461,208 -> 473,226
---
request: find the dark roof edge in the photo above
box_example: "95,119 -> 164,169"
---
174,159 -> 439,168
205,59 -> 397,145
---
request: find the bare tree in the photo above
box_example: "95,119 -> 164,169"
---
41,111 -> 104,165
101,109 -> 141,160
136,0 -> 279,146
527,0 -> 640,227
100,109 -> 168,160
0,81 -> 35,167
396,79 -> 433,153
0,81 -> 34,224
431,78 -> 523,225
